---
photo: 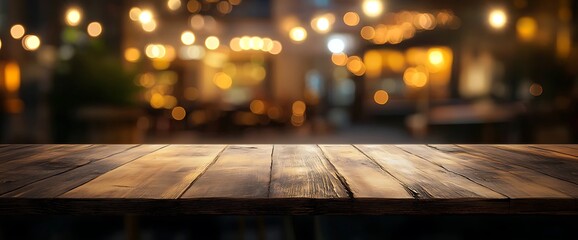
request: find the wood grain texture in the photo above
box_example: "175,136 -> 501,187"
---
181,145 -> 272,198
429,145 -> 578,198
401,145 -> 571,198
531,145 -> 578,157
318,145 -> 412,198
459,145 -> 578,185
355,145 -> 505,199
1,144 -> 578,215
61,145 -> 225,199
0,145 -> 131,195
0,145 -> 89,164
3,145 -> 166,198
269,145 -> 348,198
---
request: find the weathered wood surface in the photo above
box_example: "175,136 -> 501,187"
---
0,144 -> 577,215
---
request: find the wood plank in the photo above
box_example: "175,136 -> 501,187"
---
402,145 -> 572,198
400,145 -> 577,213
531,145 -> 578,157
61,145 -> 226,199
3,145 -> 166,198
429,145 -> 578,198
0,145 -> 132,195
459,145 -> 578,185
181,145 -> 272,198
318,145 -> 412,198
269,145 -> 348,198
355,145 -> 505,199
0,145 -> 81,164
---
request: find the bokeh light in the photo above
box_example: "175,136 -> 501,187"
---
22,35 -> 41,51
10,24 -> 25,39
65,7 -> 82,26
167,0 -> 182,11
517,17 -> 537,41
289,27 -> 307,42
205,36 -> 220,50
87,22 -> 102,37
213,72 -> 232,89
171,106 -> 187,120
362,0 -> 384,18
343,12 -> 360,26
373,90 -> 389,105
488,9 -> 507,29
181,31 -> 196,45
250,100 -> 266,114
292,101 -> 306,116
529,83 -> 543,96
124,48 -> 141,62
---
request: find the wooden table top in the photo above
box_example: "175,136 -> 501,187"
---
1,144 -> 577,215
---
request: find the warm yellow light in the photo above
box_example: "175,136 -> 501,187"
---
364,50 -> 382,78
163,95 -> 178,109
162,45 -> 176,61
87,22 -> 102,37
289,27 -> 307,42
150,93 -> 164,109
373,90 -> 389,105
205,36 -> 220,50
181,31 -> 196,45
250,65 -> 266,81
311,14 -> 334,34
517,17 -> 537,41
22,35 -> 41,51
343,12 -> 360,26
385,51 -> 406,72
129,7 -> 141,21
139,10 -> 153,24
230,37 -> 242,51
142,20 -> 157,32
488,9 -> 507,29
65,7 -> 82,26
331,53 -> 348,66
10,24 -> 25,39
239,36 -> 251,50
152,59 -> 171,70
250,100 -> 266,114
145,44 -> 166,58
269,41 -> 282,55
529,83 -> 543,96
427,48 -> 444,66
292,101 -> 306,116
167,0 -> 182,11
172,106 -> 187,120
403,67 -> 428,87
360,26 -> 375,40
250,36 -> 263,50
213,72 -> 232,89
346,56 -> 366,76
0,38 -> 2,50
261,38 -> 273,52
362,0 -> 384,18
4,62 -> 20,92
124,48 -> 141,62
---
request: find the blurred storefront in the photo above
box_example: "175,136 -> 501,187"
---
0,0 -> 576,143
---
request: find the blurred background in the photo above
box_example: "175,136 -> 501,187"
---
0,0 -> 577,144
